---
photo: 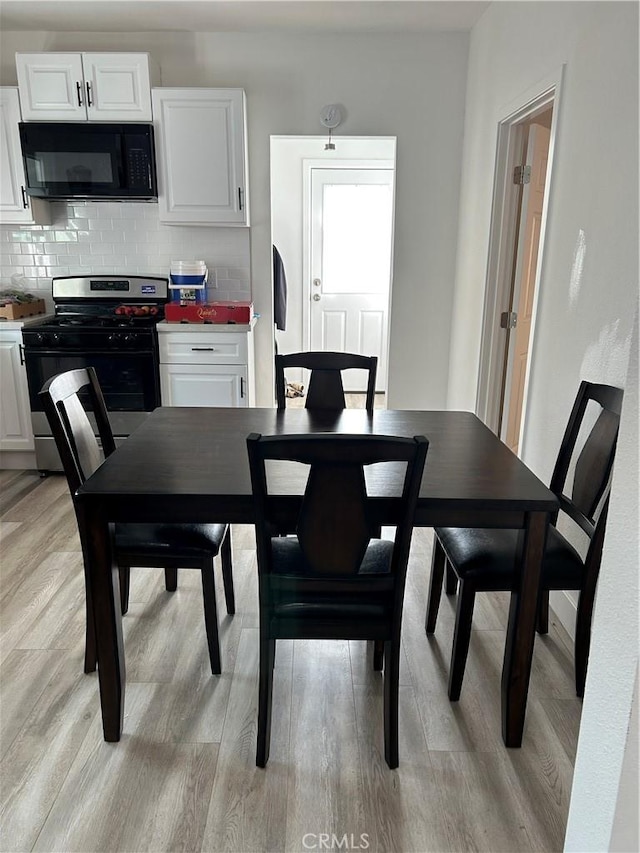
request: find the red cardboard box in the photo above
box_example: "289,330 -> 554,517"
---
165,301 -> 253,324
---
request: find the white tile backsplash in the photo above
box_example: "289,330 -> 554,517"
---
0,201 -> 252,304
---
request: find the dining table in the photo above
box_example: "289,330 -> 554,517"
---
76,406 -> 558,748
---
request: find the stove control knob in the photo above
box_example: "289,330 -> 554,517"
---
108,333 -> 122,345
123,333 -> 137,346
51,333 -> 60,345
35,332 -> 48,345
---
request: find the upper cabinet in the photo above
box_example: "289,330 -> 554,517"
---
16,53 -> 158,121
0,88 -> 49,225
152,88 -> 249,226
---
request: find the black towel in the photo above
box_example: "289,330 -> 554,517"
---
273,245 -> 288,332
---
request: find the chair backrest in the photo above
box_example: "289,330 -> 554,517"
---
39,367 -> 115,498
247,432 -> 427,588
275,351 -> 378,412
550,380 -> 624,539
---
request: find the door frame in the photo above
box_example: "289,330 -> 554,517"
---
476,66 -> 565,445
301,157 -> 396,387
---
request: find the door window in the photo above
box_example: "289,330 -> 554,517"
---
321,183 -> 393,295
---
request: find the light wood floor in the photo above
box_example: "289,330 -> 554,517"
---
0,468 -> 582,853
285,392 -> 386,409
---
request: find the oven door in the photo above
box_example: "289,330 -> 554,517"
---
24,348 -> 160,472
25,350 -> 159,413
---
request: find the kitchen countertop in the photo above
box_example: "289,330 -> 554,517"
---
0,313 -> 54,331
157,317 -> 257,333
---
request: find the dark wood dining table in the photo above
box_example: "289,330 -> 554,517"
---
76,406 -> 558,748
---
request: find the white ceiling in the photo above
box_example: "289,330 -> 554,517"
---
0,1 -> 490,34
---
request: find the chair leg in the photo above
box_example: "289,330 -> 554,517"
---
448,581 -> 476,701
575,586 -> 596,698
84,569 -> 97,673
537,589 -> 549,634
118,566 -> 130,615
220,527 -> 235,615
383,639 -> 400,769
256,637 -> 275,767
200,558 -> 221,675
425,537 -> 446,634
373,640 -> 384,671
445,561 -> 458,595
164,567 -> 178,592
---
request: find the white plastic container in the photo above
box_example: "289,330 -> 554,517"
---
170,260 -> 206,274
169,260 -> 207,287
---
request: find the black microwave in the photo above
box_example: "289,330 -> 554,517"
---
19,122 -> 157,200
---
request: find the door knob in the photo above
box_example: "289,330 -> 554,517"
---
313,278 -> 321,287
313,293 -> 321,301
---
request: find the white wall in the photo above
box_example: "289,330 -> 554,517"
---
447,2 -> 639,849
565,307 -> 639,851
448,1 -> 637,461
1,29 -> 469,407
609,668 -> 639,853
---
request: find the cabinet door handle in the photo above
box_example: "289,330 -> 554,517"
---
238,187 -> 244,211
240,376 -> 245,398
76,81 -> 84,107
191,347 -> 217,352
19,344 -> 25,366
20,187 -> 29,209
85,81 -> 93,107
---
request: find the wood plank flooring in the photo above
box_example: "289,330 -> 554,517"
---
0,469 -> 582,852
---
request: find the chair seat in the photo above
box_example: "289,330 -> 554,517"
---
435,524 -> 584,590
115,522 -> 228,559
267,537 -> 395,633
271,535 -> 393,575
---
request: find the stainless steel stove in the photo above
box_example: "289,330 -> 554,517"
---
22,275 -> 168,472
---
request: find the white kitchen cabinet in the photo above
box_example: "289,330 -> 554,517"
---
0,88 -> 49,224
0,328 -> 34,451
158,323 -> 255,407
152,88 -> 249,226
16,53 -> 157,121
161,364 -> 247,407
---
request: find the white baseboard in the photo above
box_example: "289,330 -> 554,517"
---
0,451 -> 37,470
550,590 -> 577,641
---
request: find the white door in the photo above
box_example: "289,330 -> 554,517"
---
152,88 -> 248,225
0,90 -> 26,215
16,53 -> 86,120
160,364 -> 247,407
0,88 -> 50,226
309,168 -> 393,392
83,54 -> 152,121
501,122 -> 551,453
0,332 -> 35,451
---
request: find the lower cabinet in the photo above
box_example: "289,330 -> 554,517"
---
158,323 -> 255,408
161,363 -> 247,407
0,329 -> 34,451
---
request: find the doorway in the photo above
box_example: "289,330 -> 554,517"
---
476,75 -> 562,454
270,136 -> 396,396
501,112 -> 552,452
309,167 -> 394,392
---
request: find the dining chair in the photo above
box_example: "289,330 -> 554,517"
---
275,351 -> 378,412
247,431 -> 428,769
425,380 -> 624,700
39,367 -> 235,675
